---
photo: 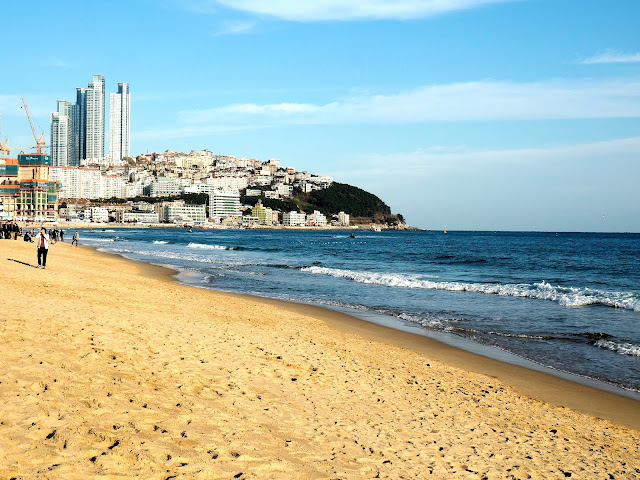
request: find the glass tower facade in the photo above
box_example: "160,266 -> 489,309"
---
72,87 -> 87,166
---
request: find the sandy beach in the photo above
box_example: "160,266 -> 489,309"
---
1,238 -> 638,479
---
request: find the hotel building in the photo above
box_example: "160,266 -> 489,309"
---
209,189 -> 241,220
0,153 -> 61,221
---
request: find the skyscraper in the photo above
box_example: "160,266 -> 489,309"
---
85,74 -> 105,161
51,100 -> 73,166
72,87 -> 87,166
109,83 -> 130,161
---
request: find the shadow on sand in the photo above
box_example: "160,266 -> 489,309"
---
8,258 -> 38,268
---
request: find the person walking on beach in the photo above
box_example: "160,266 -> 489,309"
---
34,227 -> 50,269
59,229 -> 65,242
71,230 -> 79,247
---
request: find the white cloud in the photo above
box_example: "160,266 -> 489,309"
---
344,136 -> 640,175
581,50 -> 640,65
206,0 -> 515,21
179,78 -> 640,129
213,20 -> 257,36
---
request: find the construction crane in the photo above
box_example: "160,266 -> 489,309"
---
20,97 -> 46,154
1,143 -> 37,158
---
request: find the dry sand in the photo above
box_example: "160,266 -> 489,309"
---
0,238 -> 638,479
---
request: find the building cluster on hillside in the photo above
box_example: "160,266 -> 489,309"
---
50,151 -> 348,227
0,74 -> 350,227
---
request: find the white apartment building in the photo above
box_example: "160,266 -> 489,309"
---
282,211 -> 306,227
338,211 -> 350,226
273,184 -> 293,197
160,204 -> 207,223
298,181 -> 313,193
306,210 -> 327,227
117,211 -> 159,223
122,183 -> 143,198
83,207 -> 109,222
85,74 -> 105,161
109,83 -> 130,162
209,189 -> 241,219
49,166 -> 101,199
49,166 -> 81,198
80,167 -> 102,199
100,174 -> 125,199
150,177 -> 182,197
251,176 -> 272,186
309,176 -> 334,189
204,175 -> 248,191
51,100 -> 73,167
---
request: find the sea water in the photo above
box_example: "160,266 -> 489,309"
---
77,228 -> 640,394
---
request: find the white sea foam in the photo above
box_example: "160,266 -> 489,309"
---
301,266 -> 640,312
594,340 -> 640,357
91,238 -> 115,242
103,229 -> 116,232
153,240 -> 169,244
398,312 -> 443,328
187,242 -> 228,250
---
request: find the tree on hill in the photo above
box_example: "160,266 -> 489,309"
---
304,183 -> 392,221
240,183 -> 403,224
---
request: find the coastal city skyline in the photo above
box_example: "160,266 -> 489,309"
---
1,0 -> 639,231
50,75 -> 131,167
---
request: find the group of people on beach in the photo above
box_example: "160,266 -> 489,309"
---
2,222 -> 79,269
1,222 -> 20,240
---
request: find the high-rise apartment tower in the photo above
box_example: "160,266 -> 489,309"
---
85,74 -> 105,161
51,100 -> 73,166
72,87 -> 87,166
109,83 -> 130,161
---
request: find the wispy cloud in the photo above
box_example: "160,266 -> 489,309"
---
178,78 -> 640,130
191,0 -> 515,21
329,137 -> 640,187
581,50 -> 640,65
213,20 -> 257,36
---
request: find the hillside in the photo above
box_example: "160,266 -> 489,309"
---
242,182 -> 406,226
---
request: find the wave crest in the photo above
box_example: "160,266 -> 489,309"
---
300,266 -> 640,312
594,340 -> 640,357
187,243 -> 228,250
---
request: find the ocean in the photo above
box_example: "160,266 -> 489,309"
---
76,228 -> 640,396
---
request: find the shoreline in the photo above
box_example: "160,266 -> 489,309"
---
87,242 -> 640,430
1,238 -> 638,478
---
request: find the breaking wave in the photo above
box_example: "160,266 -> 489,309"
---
153,240 -> 169,244
187,243 -> 229,250
594,340 -> 640,357
300,266 -> 640,312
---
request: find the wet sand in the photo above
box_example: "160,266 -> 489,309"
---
1,239 -> 638,479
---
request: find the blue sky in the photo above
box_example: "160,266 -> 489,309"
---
1,0 -> 639,231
